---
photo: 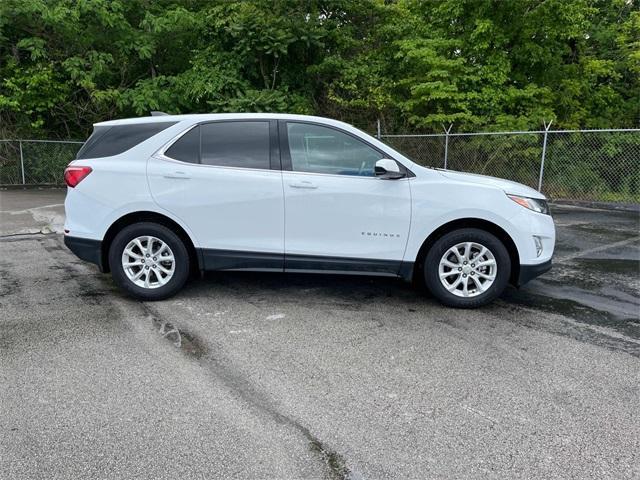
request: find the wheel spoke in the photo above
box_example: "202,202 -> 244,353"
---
449,246 -> 464,263
133,239 -> 145,254
470,275 -> 485,292
462,277 -> 470,296
153,268 -> 168,285
151,240 -> 163,256
475,259 -> 496,268
440,271 -> 459,279
156,263 -> 173,274
463,242 -> 472,261
442,260 -> 459,269
125,250 -> 144,260
446,276 -> 463,291
147,236 -> 155,255
476,271 -> 495,280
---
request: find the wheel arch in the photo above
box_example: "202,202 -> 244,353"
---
413,218 -> 520,286
101,211 -> 201,274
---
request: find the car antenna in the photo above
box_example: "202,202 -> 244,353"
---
150,111 -> 169,116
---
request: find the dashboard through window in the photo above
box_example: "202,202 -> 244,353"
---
286,123 -> 383,176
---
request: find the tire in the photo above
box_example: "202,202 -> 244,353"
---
108,222 -> 190,301
423,228 -> 511,308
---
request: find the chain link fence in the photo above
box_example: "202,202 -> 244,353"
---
1,129 -> 639,204
382,128 -> 640,204
0,140 -> 83,186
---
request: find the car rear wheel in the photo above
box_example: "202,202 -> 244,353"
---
109,222 -> 189,300
424,228 -> 511,308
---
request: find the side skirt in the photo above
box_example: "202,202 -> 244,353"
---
200,249 -> 283,271
285,253 -> 402,276
197,248 -> 413,279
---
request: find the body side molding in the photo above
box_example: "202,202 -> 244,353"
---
197,248 -> 413,278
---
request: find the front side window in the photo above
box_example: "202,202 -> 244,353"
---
201,121 -> 270,169
286,123 -> 383,176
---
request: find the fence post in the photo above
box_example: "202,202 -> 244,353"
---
19,140 -> 25,185
443,124 -> 453,169
538,120 -> 552,192
376,118 -> 381,140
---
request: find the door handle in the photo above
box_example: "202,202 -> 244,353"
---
289,181 -> 318,189
163,171 -> 191,180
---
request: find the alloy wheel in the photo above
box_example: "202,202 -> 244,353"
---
438,242 -> 497,297
121,235 -> 175,289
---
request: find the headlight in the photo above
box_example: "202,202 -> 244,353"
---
507,194 -> 549,215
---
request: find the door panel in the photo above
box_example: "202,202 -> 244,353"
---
149,160 -> 284,255
282,172 -> 411,266
280,121 -> 412,272
147,120 -> 284,271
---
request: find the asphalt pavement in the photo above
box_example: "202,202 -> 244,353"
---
1,188 -> 638,479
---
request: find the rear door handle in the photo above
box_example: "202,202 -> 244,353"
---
163,171 -> 191,180
289,181 -> 318,189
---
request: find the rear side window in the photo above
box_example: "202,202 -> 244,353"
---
201,122 -> 270,169
76,122 -> 176,159
163,121 -> 271,169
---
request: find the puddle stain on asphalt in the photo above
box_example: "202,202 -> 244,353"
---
150,316 -> 207,359
574,258 -> 640,276
498,290 -> 640,357
0,265 -> 20,297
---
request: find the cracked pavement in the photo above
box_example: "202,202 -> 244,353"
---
1,189 -> 639,479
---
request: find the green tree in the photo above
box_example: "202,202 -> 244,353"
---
0,0 -> 638,138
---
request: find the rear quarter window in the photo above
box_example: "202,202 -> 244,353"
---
76,122 -> 176,159
164,126 -> 200,164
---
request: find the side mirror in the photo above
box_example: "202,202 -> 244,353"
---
375,159 -> 405,179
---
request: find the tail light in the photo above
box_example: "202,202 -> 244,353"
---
64,166 -> 92,187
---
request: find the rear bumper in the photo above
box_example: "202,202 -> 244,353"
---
64,235 -> 104,271
517,260 -> 552,286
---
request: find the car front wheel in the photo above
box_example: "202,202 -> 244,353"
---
109,222 -> 190,300
424,228 -> 511,308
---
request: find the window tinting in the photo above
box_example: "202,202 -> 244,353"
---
201,122 -> 270,169
286,123 -> 382,176
76,122 -> 176,159
165,126 -> 200,163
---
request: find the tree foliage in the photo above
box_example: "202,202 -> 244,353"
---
1,0 -> 638,138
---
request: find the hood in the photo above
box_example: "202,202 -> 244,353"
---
436,169 -> 545,199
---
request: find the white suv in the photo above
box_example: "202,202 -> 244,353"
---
64,114 -> 554,307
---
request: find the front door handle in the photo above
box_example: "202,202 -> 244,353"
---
163,171 -> 191,180
289,181 -> 318,189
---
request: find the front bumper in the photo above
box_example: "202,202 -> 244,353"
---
517,260 -> 552,286
64,235 -> 104,271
